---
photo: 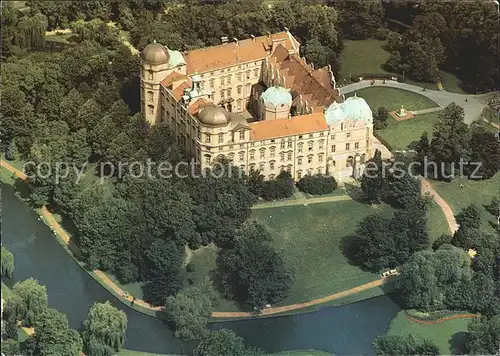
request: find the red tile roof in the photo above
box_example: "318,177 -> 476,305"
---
184,31 -> 298,74
249,113 -> 328,141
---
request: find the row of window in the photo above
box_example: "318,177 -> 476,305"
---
331,142 -> 360,152
204,130 -> 246,143
206,70 -> 259,89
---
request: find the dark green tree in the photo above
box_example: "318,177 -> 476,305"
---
217,221 -> 293,308
32,308 -> 83,356
1,246 -> 15,279
82,301 -> 128,356
465,315 -> 500,355
361,149 -> 387,204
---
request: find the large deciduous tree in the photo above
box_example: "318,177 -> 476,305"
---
164,279 -> 215,341
217,221 -> 293,308
10,278 -> 48,326
1,246 -> 15,279
32,308 -> 83,356
465,315 -> 500,355
82,301 -> 128,356
193,329 -> 262,356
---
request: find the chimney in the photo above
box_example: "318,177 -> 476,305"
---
251,34 -> 255,42
233,37 -> 239,46
221,36 -> 228,44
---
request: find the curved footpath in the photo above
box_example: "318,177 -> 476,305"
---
1,160 -> 395,319
339,80 -> 494,125
0,160 -> 459,318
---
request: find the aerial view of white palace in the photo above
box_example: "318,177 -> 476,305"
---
139,30 -> 375,181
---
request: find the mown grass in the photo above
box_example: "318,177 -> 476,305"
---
189,200 -> 395,311
338,39 -> 468,93
432,173 -> 500,235
376,112 -> 441,151
386,311 -> 471,354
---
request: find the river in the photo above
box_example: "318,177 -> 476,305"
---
2,183 -> 400,355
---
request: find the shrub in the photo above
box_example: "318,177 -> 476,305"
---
260,171 -> 294,201
374,28 -> 390,40
297,174 -> 337,195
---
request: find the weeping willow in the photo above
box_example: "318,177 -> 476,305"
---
14,13 -> 48,49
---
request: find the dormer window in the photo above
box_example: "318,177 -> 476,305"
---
239,131 -> 245,141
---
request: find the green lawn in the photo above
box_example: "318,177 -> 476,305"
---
427,201 -> 452,241
386,311 -> 471,354
432,174 -> 500,235
346,87 -> 439,112
376,112 -> 441,151
338,39 -> 392,83
338,39 -> 467,93
189,200 -> 395,311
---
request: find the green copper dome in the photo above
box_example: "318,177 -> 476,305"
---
325,95 -> 373,124
168,49 -> 186,68
261,85 -> 292,108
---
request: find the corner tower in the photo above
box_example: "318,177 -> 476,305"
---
139,41 -> 172,125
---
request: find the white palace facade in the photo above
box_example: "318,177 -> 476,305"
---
139,30 -> 374,181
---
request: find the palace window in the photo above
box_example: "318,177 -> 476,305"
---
200,81 -> 205,90
228,153 -> 234,161
227,74 -> 232,84
239,130 -> 245,141
227,88 -> 232,97
270,146 -> 276,157
205,133 -> 211,143
210,79 -> 215,88
308,155 -> 313,164
237,86 -> 242,95
355,142 -> 359,149
205,155 -> 212,165
237,72 -> 242,81
319,139 -> 325,150
297,170 -> 302,179
298,143 -> 303,153
318,153 -> 324,162
239,151 -> 244,161
280,152 -> 285,161
345,143 -> 350,150
148,91 -> 154,102
260,148 -> 265,159
309,134 -> 313,138
246,70 -> 251,79
280,141 -> 285,149
249,163 -> 256,170
308,141 -> 313,151
288,139 -> 293,148
221,77 -> 225,86
270,161 -> 275,170
250,150 -> 255,160
220,90 -> 225,99
347,132 -> 351,138
218,133 -> 224,143
237,99 -> 242,111
287,152 -> 292,161
297,157 -> 303,165
259,162 -> 265,171
360,153 -> 366,164
253,68 -> 259,78
331,145 -> 336,152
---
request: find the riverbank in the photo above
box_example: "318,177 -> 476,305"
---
1,160 -> 396,320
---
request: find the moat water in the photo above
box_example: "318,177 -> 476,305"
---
2,183 -> 400,355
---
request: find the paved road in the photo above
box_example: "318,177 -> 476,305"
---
339,80 -> 494,124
